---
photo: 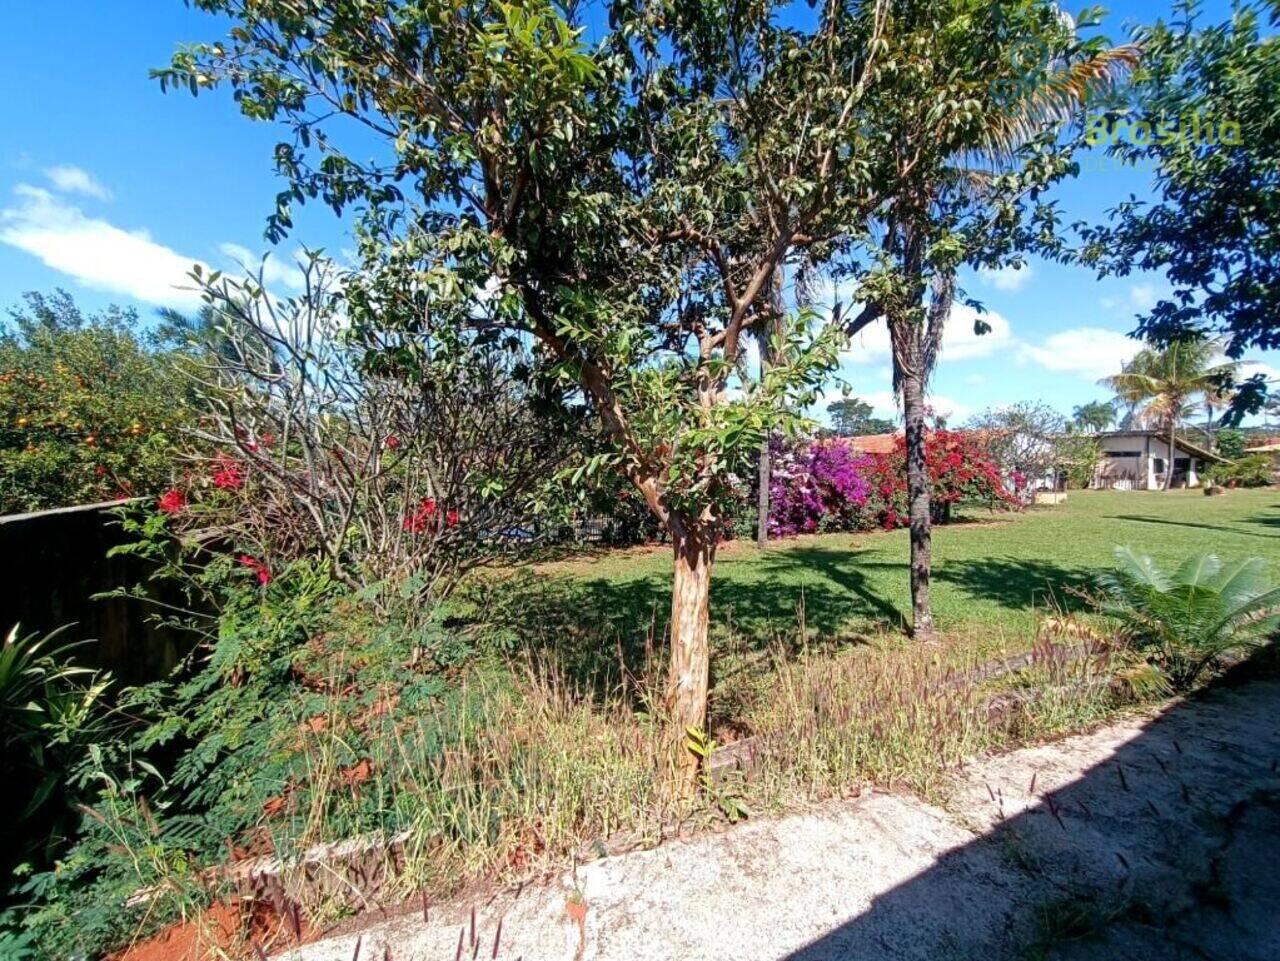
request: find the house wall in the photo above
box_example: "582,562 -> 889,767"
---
1093,434 -> 1204,490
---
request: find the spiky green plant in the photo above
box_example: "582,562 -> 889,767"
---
0,624 -> 109,862
1095,547 -> 1280,689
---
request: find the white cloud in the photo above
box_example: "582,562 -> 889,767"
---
942,305 -> 1013,361
43,164 -> 112,201
219,242 -> 307,292
1239,360 -> 1280,384
843,322 -> 891,364
1129,283 -> 1158,311
1,185 -> 204,307
1020,327 -> 1142,381
842,304 -> 1013,365
978,263 -> 1033,293
844,388 -> 968,424
965,373 -> 986,386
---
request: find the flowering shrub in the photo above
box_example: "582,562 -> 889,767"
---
0,293 -> 192,514
769,437 -> 874,535
768,431 -> 1015,536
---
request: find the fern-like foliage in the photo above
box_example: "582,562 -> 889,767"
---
1095,547 -> 1280,689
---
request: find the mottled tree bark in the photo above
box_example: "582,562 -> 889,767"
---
666,514 -> 717,793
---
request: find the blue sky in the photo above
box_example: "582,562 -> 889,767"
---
1,1 -> 1273,427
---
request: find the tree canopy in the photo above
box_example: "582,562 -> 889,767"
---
1078,0 -> 1280,420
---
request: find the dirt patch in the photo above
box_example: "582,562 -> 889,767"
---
109,898 -> 307,961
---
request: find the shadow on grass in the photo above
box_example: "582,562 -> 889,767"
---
780,653 -> 1280,961
933,557 -> 1090,617
468,544 -> 1092,704
1108,514 -> 1280,541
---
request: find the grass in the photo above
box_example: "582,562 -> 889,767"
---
517,487 -> 1280,647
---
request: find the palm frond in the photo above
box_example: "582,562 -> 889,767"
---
976,44 -> 1141,158
1111,545 -> 1171,592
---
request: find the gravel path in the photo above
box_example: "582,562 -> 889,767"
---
276,675 -> 1280,961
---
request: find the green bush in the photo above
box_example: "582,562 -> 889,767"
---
1095,547 -> 1280,689
1206,454 -> 1274,488
0,292 -> 192,514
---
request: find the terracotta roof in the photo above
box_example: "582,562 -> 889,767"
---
847,432 -> 900,455
1244,438 -> 1280,453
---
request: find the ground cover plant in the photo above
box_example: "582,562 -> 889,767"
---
7,482 -> 1278,961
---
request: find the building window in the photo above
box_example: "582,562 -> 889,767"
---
1153,457 -> 1166,475
1104,450 -> 1139,459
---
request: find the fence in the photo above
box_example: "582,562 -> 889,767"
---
0,500 -> 196,684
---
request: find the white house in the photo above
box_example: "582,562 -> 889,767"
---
1091,430 -> 1222,490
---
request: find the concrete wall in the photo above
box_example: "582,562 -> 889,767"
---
0,500 -> 196,684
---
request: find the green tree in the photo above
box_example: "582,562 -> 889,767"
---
1100,339 -> 1239,490
162,0 -> 900,789
839,3 -> 1133,638
1216,426 -> 1246,460
0,292 -> 189,514
1078,0 -> 1280,421
828,397 -> 894,437
1072,400 -> 1115,432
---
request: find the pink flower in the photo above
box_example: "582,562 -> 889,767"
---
158,489 -> 186,515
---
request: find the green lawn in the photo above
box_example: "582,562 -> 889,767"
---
509,489 -> 1280,660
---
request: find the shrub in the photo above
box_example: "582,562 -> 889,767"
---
158,260 -> 575,603
1206,453 -> 1273,488
768,431 -> 1014,536
0,625 -> 110,873
1094,547 -> 1280,689
0,292 -> 191,514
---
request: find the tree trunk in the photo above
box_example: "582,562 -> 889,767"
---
757,435 -> 771,549
900,363 -> 937,641
666,515 -> 716,795
756,266 -> 782,550
1165,419 -> 1176,491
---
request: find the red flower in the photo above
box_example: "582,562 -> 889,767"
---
384,435 -> 400,450
446,509 -> 459,527
402,498 -> 442,534
211,454 -> 244,491
238,554 -> 272,585
158,489 -> 186,515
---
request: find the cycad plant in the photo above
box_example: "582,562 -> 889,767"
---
1095,547 -> 1280,690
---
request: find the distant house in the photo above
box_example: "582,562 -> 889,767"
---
1091,430 -> 1223,490
1244,438 -> 1280,457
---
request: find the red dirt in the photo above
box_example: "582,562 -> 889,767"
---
108,898 -> 310,961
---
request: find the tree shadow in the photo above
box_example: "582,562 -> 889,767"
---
780,654 -> 1280,961
1108,514 -> 1280,541
933,556 -> 1090,616
467,545 -> 910,708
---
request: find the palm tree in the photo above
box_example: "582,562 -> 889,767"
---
1100,339 -> 1238,490
846,30 -> 1137,640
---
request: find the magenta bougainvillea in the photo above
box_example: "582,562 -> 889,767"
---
767,432 -> 1014,536
769,437 -> 873,535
